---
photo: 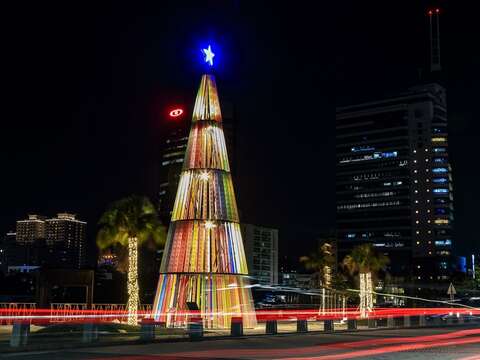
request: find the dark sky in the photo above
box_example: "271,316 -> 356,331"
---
2,1 -> 479,263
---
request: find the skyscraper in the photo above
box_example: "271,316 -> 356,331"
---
158,118 -> 189,224
153,73 -> 255,329
336,83 -> 453,283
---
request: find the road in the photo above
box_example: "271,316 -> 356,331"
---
3,325 -> 480,360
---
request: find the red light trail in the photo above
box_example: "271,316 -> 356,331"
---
1,307 -> 479,325
93,329 -> 480,359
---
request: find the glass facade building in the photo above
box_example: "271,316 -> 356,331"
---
336,83 -> 454,283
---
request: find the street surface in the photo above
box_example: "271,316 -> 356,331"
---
3,325 -> 480,360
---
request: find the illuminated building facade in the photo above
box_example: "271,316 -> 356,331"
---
336,83 -> 454,282
153,74 -> 256,329
16,215 -> 46,244
45,213 -> 87,269
6,213 -> 87,270
158,123 -> 188,224
241,223 -> 279,285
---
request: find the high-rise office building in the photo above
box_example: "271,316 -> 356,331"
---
45,213 -> 87,269
158,121 -> 189,224
242,223 -> 279,285
336,83 -> 453,282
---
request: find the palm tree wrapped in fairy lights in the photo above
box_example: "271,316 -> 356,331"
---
97,195 -> 165,325
342,243 -> 389,318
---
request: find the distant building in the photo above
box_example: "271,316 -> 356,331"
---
0,233 -> 10,273
16,214 -> 45,244
5,213 -> 87,270
2,230 -> 41,270
241,223 -> 279,285
336,83 -> 454,282
279,272 -> 312,289
44,213 -> 87,268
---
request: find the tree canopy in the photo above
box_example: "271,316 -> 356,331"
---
342,243 -> 389,276
97,195 -> 166,250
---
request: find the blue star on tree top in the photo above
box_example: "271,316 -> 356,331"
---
202,45 -> 215,66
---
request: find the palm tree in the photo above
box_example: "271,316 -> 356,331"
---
342,244 -> 389,318
97,195 -> 166,325
300,242 -> 336,288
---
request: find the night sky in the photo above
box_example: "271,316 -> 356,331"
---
2,1 -> 479,264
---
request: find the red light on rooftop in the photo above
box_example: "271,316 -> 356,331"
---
427,10 -> 433,16
169,108 -> 184,118
435,8 -> 440,13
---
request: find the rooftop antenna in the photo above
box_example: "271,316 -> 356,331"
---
427,7 -> 442,73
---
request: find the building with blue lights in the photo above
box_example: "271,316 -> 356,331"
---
336,83 -> 454,285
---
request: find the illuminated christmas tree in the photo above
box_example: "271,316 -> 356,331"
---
153,48 -> 256,328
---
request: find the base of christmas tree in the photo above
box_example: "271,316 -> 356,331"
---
153,273 -> 257,329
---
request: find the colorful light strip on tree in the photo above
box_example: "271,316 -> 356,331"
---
192,75 -> 222,123
154,273 -> 255,329
172,170 -> 239,222
160,221 -> 248,274
153,74 -> 256,329
183,122 -> 230,170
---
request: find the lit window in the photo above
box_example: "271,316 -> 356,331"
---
433,188 -> 448,194
435,239 -> 452,246
432,137 -> 447,142
433,147 -> 446,153
434,219 -> 449,225
351,146 -> 375,152
432,168 -> 448,173
433,178 -> 448,184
